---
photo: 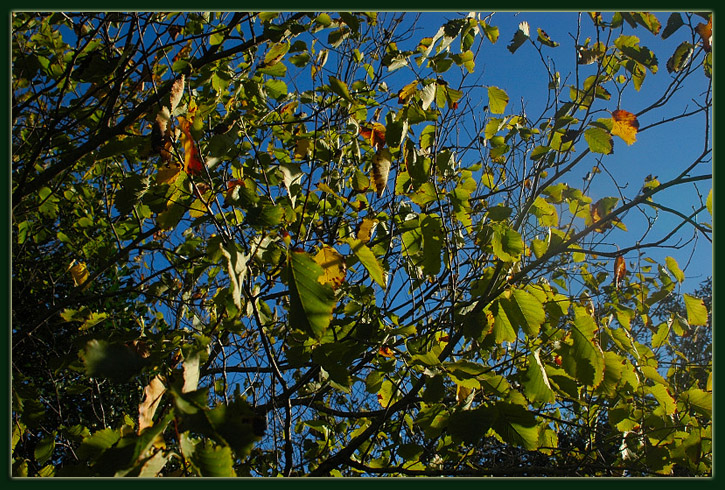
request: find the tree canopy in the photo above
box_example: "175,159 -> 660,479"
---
11,11 -> 712,477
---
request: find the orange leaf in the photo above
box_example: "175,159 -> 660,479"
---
378,346 -> 395,358
178,116 -> 204,176
696,16 -> 712,52
611,109 -> 639,145
359,122 -> 386,151
156,163 -> 181,185
371,148 -> 392,198
614,255 -> 626,289
313,245 -> 346,289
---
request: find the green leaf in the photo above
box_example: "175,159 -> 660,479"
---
491,402 -> 539,450
666,42 -> 693,73
448,406 -> 493,444
81,339 -> 147,382
490,223 -> 523,262
346,238 -> 385,288
646,383 -> 676,415
615,35 -> 658,73
34,433 -> 56,465
114,174 -> 149,216
264,79 -> 288,100
584,127 -> 613,155
263,41 -> 290,66
536,28 -> 559,47
665,256 -> 685,283
680,388 -> 712,417
190,441 -> 236,477
561,306 -> 605,387
683,294 -> 708,326
420,214 -> 443,276
507,21 -> 530,53
523,350 -> 555,403
662,13 -> 685,39
500,288 -> 545,338
328,76 -> 354,102
706,188 -> 712,216
288,250 -> 336,338
487,86 -> 509,114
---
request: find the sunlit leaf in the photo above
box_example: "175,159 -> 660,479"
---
178,116 -> 204,175
667,42 -> 693,73
706,188 -> 712,216
614,255 -> 626,289
487,86 -> 509,114
314,245 -> 346,289
138,376 -> 166,433
288,250 -> 336,338
695,16 -> 712,52
346,238 -> 385,288
69,261 -> 90,288
397,80 -> 418,104
523,350 -> 555,403
262,41 -> 290,67
683,293 -> 708,326
584,126 -> 613,154
356,218 -> 377,242
665,256 -> 685,283
372,148 -> 392,197
536,28 -> 559,47
328,75 -> 354,102
169,74 -> 185,113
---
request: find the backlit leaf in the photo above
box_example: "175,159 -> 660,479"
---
695,16 -> 712,52
314,245 -> 346,289
683,294 -> 708,326
665,256 -> 685,283
328,75 -> 354,102
263,41 -> 290,67
138,376 -> 166,433
397,80 -> 418,104
346,238 -> 385,287
487,86 -> 509,114
584,127 -> 613,154
614,255 -> 626,289
523,349 -> 555,403
667,42 -> 693,73
69,261 -> 90,288
288,250 -> 336,338
356,218 -> 377,242
178,116 -> 204,175
536,28 -> 559,48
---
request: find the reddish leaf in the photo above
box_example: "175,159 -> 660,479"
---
614,255 -> 626,289
178,116 -> 204,176
359,122 -> 386,151
696,16 -> 712,52
378,346 -> 395,358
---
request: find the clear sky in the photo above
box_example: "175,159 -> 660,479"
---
404,11 -> 712,290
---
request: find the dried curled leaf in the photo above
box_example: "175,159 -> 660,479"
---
138,375 -> 166,433
614,255 -> 626,289
371,148 -> 392,197
169,74 -> 185,113
611,109 -> 639,145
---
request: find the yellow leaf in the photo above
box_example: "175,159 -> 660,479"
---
188,199 -> 211,218
456,384 -> 474,405
294,138 -> 311,159
372,148 -> 392,197
611,109 -> 639,145
356,218 -> 377,242
69,262 -> 90,288
313,245 -> 346,289
397,80 -> 418,104
156,164 -> 181,185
